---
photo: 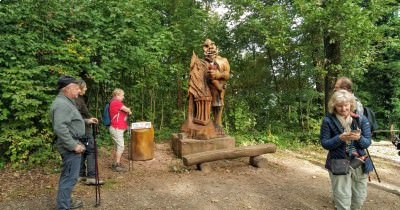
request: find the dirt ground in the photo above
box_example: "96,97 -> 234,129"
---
1,141 -> 399,210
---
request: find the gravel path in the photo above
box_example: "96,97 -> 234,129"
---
1,142 -> 399,210
368,140 -> 400,163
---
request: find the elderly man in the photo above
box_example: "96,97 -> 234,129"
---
50,75 -> 97,209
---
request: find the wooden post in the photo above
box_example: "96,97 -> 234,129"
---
390,124 -> 394,141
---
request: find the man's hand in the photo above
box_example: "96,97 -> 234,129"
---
87,117 -> 98,124
74,143 -> 86,154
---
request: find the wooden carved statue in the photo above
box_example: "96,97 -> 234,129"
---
181,39 -> 230,139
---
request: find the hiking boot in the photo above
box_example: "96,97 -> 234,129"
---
85,178 -> 105,185
70,199 -> 83,209
112,163 -> 127,172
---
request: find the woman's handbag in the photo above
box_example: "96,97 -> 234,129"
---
330,159 -> 350,175
330,141 -> 353,175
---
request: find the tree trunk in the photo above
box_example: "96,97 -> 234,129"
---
323,32 -> 341,111
159,99 -> 164,130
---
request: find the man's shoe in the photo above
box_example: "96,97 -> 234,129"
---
70,199 -> 83,209
112,163 -> 127,172
85,178 -> 105,185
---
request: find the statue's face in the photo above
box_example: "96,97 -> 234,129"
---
203,39 -> 217,60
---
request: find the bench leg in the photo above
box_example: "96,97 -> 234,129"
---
197,163 -> 212,173
249,155 -> 268,168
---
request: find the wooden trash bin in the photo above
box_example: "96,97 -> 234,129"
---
130,122 -> 154,161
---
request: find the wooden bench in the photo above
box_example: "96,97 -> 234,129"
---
182,144 -> 277,168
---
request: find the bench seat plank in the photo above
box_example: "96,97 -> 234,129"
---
182,144 -> 276,166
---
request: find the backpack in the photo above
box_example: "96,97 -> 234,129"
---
102,101 -> 111,127
363,107 -> 378,132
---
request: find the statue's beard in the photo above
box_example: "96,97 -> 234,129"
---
204,51 -> 216,61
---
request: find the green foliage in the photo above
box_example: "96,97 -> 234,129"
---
154,128 -> 176,143
358,3 -> 400,128
233,129 -> 319,150
0,65 -> 55,168
0,0 -> 216,168
227,101 -> 256,132
0,0 -> 399,168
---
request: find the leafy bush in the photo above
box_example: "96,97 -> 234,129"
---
227,101 -> 257,132
233,127 -> 320,150
0,66 -> 56,168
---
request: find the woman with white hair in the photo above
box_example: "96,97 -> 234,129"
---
320,89 -> 373,210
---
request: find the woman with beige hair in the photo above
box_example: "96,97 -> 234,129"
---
109,88 -> 132,172
320,89 -> 372,210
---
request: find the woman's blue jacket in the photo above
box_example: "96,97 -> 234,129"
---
320,113 -> 373,173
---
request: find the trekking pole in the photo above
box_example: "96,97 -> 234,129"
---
366,148 -> 381,183
92,124 -> 101,207
127,115 -> 133,171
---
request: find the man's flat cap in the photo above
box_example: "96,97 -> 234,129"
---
58,75 -> 79,90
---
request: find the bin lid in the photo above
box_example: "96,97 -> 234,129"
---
131,121 -> 152,130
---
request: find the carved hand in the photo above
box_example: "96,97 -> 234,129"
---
208,70 -> 220,80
